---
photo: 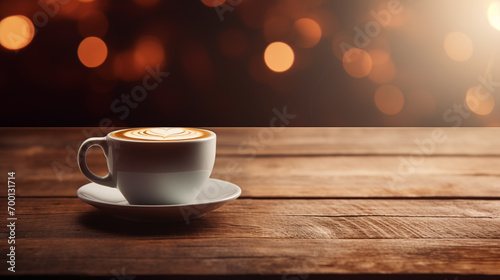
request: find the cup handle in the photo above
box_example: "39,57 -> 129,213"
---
77,137 -> 114,187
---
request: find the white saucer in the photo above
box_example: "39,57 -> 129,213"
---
77,178 -> 241,223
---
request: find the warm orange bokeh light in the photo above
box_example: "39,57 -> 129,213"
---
342,48 -> 372,78
78,10 -> 108,38
78,37 -> 108,68
201,0 -> 226,7
294,18 -> 322,48
466,86 -> 495,116
264,42 -> 294,72
57,0 -> 84,19
368,49 -> 390,65
444,32 -> 473,62
134,36 -> 165,68
368,49 -> 396,84
0,15 -> 35,50
374,85 -> 405,115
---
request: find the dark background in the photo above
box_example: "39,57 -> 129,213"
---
1,0 -> 499,127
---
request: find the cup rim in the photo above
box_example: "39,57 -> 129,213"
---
107,127 -> 216,143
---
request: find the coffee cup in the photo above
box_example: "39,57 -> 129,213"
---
77,127 -> 216,205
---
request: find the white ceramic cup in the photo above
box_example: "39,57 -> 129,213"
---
77,128 -> 216,205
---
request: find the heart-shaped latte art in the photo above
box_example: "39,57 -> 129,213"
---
149,128 -> 184,139
122,128 -> 204,141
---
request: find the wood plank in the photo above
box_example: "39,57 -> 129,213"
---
4,198 -> 500,275
4,151 -> 500,197
13,198 -> 500,239
9,238 -> 500,275
2,127 -> 500,156
213,127 -> 500,156
3,127 -> 500,198
212,156 -> 500,198
3,128 -> 500,277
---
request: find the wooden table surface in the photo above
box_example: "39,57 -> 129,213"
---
1,127 -> 499,278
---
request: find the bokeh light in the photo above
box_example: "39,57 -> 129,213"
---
59,0 -> 101,20
466,86 -> 495,116
444,32 -> 473,62
368,49 -> 390,65
201,0 -> 226,7
488,2 -> 500,31
3,0 -> 500,128
374,85 -> 404,115
368,49 -> 396,84
78,37 -> 108,68
0,15 -> 35,50
342,48 -> 373,78
293,18 -> 322,48
57,0 -> 84,19
134,36 -> 165,68
264,42 -> 295,72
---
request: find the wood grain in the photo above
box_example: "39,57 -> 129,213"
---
11,238 -> 500,275
2,127 -> 500,198
4,152 -> 500,197
2,127 -> 500,156
12,198 -> 500,239
2,128 -> 500,277
3,198 -> 500,275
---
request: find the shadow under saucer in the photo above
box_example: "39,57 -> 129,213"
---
77,210 -> 213,236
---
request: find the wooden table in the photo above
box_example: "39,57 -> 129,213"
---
1,127 -> 500,278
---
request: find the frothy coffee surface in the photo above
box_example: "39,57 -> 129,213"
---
110,128 -> 211,141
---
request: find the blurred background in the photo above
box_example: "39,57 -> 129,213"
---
1,0 -> 500,126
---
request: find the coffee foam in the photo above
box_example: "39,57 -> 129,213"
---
110,128 -> 211,141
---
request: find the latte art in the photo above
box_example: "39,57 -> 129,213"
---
126,128 -> 203,141
111,128 -> 211,141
